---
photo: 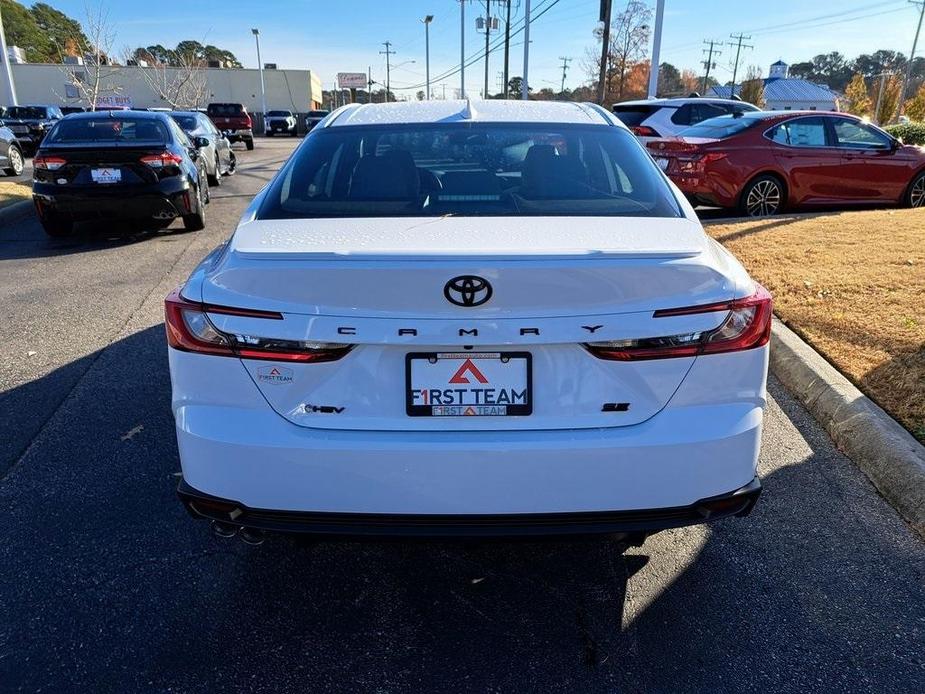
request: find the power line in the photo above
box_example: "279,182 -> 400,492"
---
701,40 -> 722,94
727,33 -> 753,93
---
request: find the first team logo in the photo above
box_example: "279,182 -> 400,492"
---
449,358 -> 489,384
256,365 -> 294,385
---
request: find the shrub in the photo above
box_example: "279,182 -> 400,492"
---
885,122 -> 925,145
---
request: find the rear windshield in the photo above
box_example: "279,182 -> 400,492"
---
611,105 -> 659,127
46,118 -> 169,144
678,113 -> 769,139
307,110 -> 330,118
208,104 -> 245,116
267,110 -> 291,117
258,123 -> 681,219
170,115 -> 199,132
7,106 -> 48,120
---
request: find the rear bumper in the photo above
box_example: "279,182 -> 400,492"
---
32,178 -> 193,221
178,476 -> 762,538
221,128 -> 253,141
668,173 -> 739,208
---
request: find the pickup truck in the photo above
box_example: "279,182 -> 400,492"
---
2,105 -> 63,154
266,110 -> 298,137
206,103 -> 254,150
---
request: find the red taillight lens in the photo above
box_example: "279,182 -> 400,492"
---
33,155 -> 67,171
140,152 -> 184,168
164,289 -> 352,363
586,285 -> 772,361
632,125 -> 661,137
677,151 -> 727,172
244,114 -> 253,128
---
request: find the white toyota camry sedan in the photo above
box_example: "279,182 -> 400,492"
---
166,100 -> 770,543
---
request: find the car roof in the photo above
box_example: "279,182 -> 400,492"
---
62,109 -> 172,121
326,99 -> 623,128
614,97 -> 753,108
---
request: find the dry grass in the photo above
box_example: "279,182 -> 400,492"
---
705,209 -> 925,442
0,180 -> 30,209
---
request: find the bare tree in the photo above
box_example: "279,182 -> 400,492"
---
129,46 -> 207,110
58,3 -> 122,110
739,65 -> 765,108
589,1 -> 652,103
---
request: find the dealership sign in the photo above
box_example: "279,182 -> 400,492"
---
337,72 -> 367,89
95,94 -> 134,110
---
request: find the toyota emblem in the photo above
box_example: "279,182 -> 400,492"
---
444,275 -> 492,307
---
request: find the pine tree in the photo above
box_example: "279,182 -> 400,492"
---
844,74 -> 871,117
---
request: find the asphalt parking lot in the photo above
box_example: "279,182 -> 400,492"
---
1,137 -> 923,694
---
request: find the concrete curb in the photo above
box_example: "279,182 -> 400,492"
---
770,318 -> 925,538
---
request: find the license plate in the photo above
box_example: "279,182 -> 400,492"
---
655,157 -> 670,171
406,352 -> 532,417
91,168 -> 121,184
10,126 -> 28,135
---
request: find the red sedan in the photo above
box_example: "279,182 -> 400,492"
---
647,111 -> 925,216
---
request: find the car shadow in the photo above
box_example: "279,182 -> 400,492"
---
1,325 -> 923,692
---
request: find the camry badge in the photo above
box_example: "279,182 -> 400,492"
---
444,275 -> 493,307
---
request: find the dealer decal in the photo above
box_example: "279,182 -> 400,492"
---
256,365 -> 293,385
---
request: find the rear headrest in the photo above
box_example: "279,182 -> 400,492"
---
439,171 -> 502,198
521,144 -> 589,198
349,150 -> 420,200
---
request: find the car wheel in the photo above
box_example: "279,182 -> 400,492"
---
208,155 -> 222,187
40,213 -> 74,238
4,145 -> 24,177
906,171 -> 925,208
740,175 -> 784,217
245,138 -> 255,151
226,152 -> 236,175
182,172 -> 207,231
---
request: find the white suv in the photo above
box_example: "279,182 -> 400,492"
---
167,100 -> 769,543
613,97 -> 760,145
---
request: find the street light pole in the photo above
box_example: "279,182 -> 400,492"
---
251,29 -> 267,134
422,15 -> 434,100
0,5 -> 18,106
647,0 -> 665,98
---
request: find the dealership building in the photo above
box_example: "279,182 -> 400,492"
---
0,61 -> 323,112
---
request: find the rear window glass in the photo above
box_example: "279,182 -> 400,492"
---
7,106 -> 48,119
308,110 -> 330,118
170,115 -> 199,131
611,106 -> 658,127
46,118 -> 169,143
258,123 -> 681,220
268,110 -> 292,117
208,104 -> 245,116
678,114 -> 768,139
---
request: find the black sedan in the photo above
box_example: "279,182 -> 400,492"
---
2,104 -> 63,154
169,111 -> 236,186
0,125 -> 24,177
31,111 -> 210,237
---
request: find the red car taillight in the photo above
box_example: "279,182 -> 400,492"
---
164,289 -> 352,363
33,155 -> 67,171
244,114 -> 253,128
632,125 -> 661,137
586,284 -> 772,361
677,151 -> 727,173
140,152 -> 184,169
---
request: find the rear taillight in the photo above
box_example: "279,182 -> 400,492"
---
632,125 -> 661,137
586,285 -> 772,361
33,155 -> 67,171
164,289 -> 352,363
244,114 -> 253,128
140,152 -> 184,169
677,151 -> 727,172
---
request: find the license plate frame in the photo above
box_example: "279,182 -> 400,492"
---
405,351 -> 532,417
90,167 -> 121,184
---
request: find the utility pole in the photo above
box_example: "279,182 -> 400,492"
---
899,0 -> 925,119
483,3 -> 491,98
422,15 -> 434,100
503,0 -> 512,98
558,56 -> 572,94
727,33 -> 753,96
522,0 -> 531,99
701,40 -> 722,94
647,0 -> 665,98
380,41 -> 395,102
251,29 -> 267,133
596,0 -> 613,105
873,71 -> 898,125
367,66 -> 373,103
459,0 -> 466,99
0,4 -> 17,106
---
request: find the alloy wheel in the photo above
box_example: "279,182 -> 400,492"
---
745,179 -> 782,217
9,147 -> 23,175
911,176 -> 925,208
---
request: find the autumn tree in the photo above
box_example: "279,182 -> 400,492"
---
903,82 -> 925,122
844,73 -> 871,116
738,65 -> 765,108
679,69 -> 701,96
874,73 -> 901,124
587,0 -> 651,103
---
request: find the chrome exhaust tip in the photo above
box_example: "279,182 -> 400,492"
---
239,527 -> 266,546
210,520 -> 238,539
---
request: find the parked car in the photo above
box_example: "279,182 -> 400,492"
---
0,125 -> 24,176
206,102 -> 254,150
266,110 -> 298,137
167,100 -> 770,544
170,111 -> 236,186
613,97 -> 759,145
2,104 -> 63,154
305,109 -> 330,132
60,106 -> 87,116
647,111 -> 925,216
32,111 -> 210,237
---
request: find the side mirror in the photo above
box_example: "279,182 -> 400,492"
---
188,147 -> 201,161
194,136 -> 210,149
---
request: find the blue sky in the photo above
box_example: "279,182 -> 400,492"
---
39,0 -> 921,96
